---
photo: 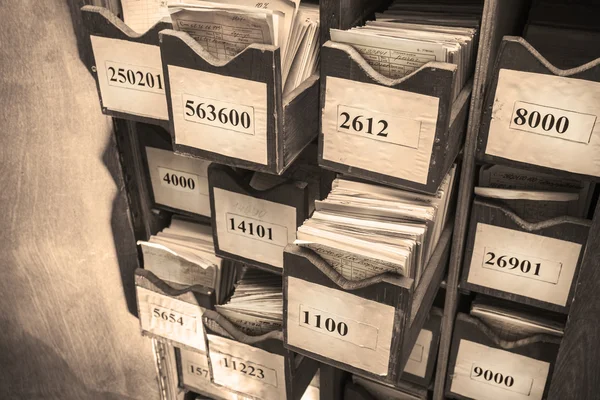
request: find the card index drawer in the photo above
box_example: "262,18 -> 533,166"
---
402,307 -> 443,387
159,30 -> 319,175
81,6 -> 170,128
144,146 -> 211,218
461,198 -> 591,313
283,224 -> 452,386
135,268 -> 214,352
319,41 -> 472,194
177,347 -> 245,399
208,164 -> 310,274
446,313 -> 561,400
203,310 -> 319,400
478,36 -> 600,179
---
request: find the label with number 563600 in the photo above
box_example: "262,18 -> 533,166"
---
486,69 -> 600,177
168,66 -> 269,165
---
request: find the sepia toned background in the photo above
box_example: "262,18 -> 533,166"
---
0,1 -> 159,398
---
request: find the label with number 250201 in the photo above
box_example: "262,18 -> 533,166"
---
168,66 -> 269,166
90,36 -> 168,120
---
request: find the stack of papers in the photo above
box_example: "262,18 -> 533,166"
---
471,297 -> 565,342
295,166 -> 457,283
138,216 -> 238,303
330,0 -> 480,99
477,165 -> 593,220
168,0 -> 320,94
122,0 -> 171,33
216,268 -> 283,335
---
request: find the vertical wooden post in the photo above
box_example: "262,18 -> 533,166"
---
548,199 -> 600,399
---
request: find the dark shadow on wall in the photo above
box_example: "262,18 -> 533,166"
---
0,317 -> 139,400
66,0 -> 142,317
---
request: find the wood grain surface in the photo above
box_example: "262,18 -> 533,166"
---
0,1 -> 158,398
432,1 -> 532,398
548,200 -> 600,399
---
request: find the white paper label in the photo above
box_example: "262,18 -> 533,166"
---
486,69 -> 600,176
467,223 -> 582,306
145,147 -> 211,216
181,349 -> 211,386
322,76 -> 439,184
137,287 -> 206,351
299,304 -> 378,349
335,105 -> 422,149
182,93 -> 255,135
450,340 -> 550,400
286,276 -> 396,376
404,329 -> 433,378
213,188 -> 296,268
509,101 -> 595,144
90,36 -> 168,120
180,348 -> 248,400
208,335 -> 286,400
169,65 -> 268,165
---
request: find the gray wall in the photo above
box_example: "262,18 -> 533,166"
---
0,1 -> 160,398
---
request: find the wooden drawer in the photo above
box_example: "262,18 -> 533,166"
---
446,313 -> 561,400
203,310 -> 319,400
159,30 -> 319,175
177,347 -> 248,399
347,376 -> 428,400
402,307 -> 443,387
461,198 -> 591,313
135,268 -> 214,351
138,124 -> 212,219
319,41 -> 472,194
283,224 -> 452,386
208,164 -> 325,274
477,36 -> 600,179
81,6 -> 170,128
